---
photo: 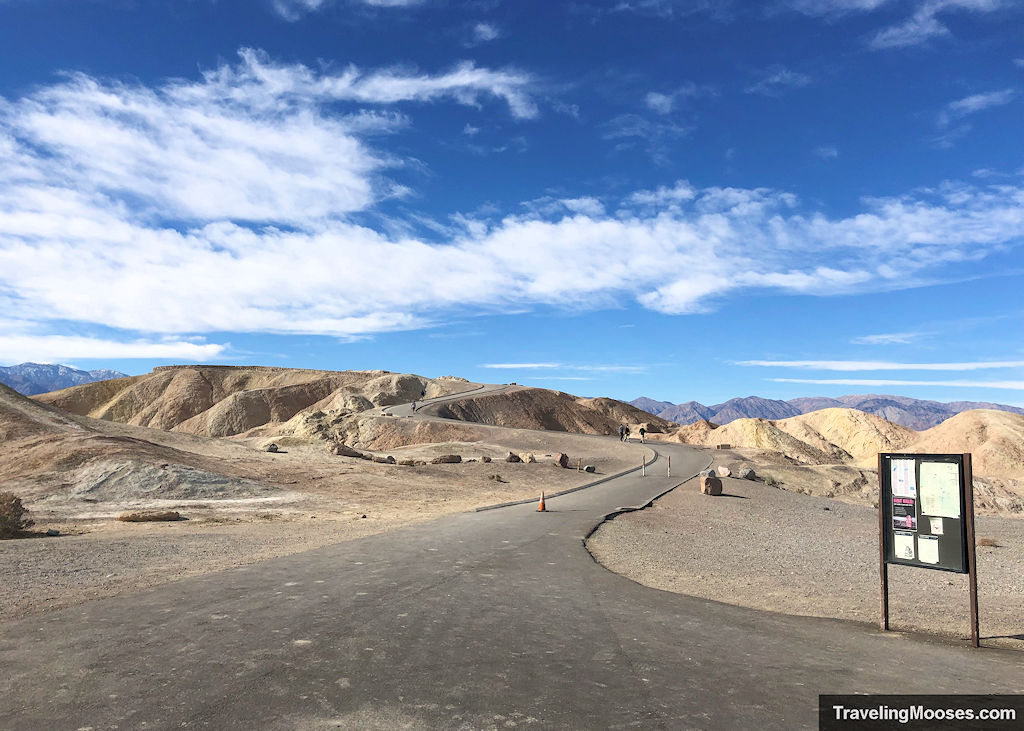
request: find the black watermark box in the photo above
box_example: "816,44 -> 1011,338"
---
820,695 -> 1023,730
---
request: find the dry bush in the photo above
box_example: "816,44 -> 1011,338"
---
978,537 -> 1002,548
0,491 -> 34,538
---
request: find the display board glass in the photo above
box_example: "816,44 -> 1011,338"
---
879,453 -> 969,573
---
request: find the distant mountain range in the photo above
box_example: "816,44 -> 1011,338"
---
0,362 -> 128,396
631,394 -> 1024,430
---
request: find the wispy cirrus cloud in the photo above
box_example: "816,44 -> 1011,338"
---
272,0 -> 425,20
783,0 -> 1007,50
938,88 -> 1016,126
869,0 -> 1004,49
744,66 -> 811,96
0,335 -> 225,363
773,378 -> 1024,390
851,331 -> 922,345
738,359 -> 1024,370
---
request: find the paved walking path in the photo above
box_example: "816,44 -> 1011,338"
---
2,393 -> 1022,729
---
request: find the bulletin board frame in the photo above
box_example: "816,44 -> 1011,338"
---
876,453 -> 979,647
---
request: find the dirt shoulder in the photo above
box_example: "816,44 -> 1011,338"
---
587,461 -> 1024,650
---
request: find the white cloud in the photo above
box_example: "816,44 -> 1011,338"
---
0,335 -> 225,363
645,92 -> 674,115
745,66 -> 812,96
2,60 -> 1024,349
814,145 -> 839,159
851,332 -> 921,344
471,22 -> 500,44
772,378 -> 1024,389
0,49 -> 536,230
463,123 -> 481,135
739,359 -> 1024,371
603,114 -> 693,163
1015,58 -> 1024,68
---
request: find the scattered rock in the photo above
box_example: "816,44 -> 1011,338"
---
738,467 -> 756,480
431,454 -> 462,464
397,459 -> 424,466
331,442 -> 364,458
117,510 -> 183,522
360,514 -> 367,519
265,443 -> 279,453
584,465 -> 596,473
372,456 -> 392,464
700,469 -> 717,478
699,476 -> 723,496
519,452 -> 537,464
716,465 -> 731,478
488,474 -> 506,483
556,453 -> 569,469
506,452 -> 522,463
45,529 -> 60,537
481,456 -> 492,463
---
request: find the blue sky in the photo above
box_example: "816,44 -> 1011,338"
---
0,0 -> 1022,406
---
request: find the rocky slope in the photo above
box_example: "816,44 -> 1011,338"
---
34,365 -> 470,439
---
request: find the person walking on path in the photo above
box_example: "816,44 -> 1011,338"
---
618,425 -> 626,442
639,427 -> 646,443
623,426 -> 631,443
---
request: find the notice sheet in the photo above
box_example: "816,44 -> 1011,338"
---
919,462 -> 961,518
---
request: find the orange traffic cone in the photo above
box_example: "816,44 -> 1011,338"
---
537,492 -> 547,512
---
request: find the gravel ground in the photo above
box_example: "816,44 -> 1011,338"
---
587,474 -> 1024,650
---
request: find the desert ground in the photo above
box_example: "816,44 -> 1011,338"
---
588,452 -> 1024,650
1,371 -> 653,621
3,364 -> 1023,653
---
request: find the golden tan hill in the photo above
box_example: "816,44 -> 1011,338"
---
35,366 -> 469,438
909,410 -> 1024,480
664,416 -> 839,464
431,387 -> 676,435
774,408 -> 917,464
666,408 -> 919,467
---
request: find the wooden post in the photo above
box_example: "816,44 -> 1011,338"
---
878,453 -> 889,631
667,455 -> 671,478
577,458 -> 581,472
641,456 -> 646,477
964,453 -> 980,648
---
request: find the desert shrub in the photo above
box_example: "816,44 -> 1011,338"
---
0,492 -> 34,539
978,537 -> 1001,548
763,475 -> 779,488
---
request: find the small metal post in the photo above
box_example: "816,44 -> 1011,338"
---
667,455 -> 671,478
641,457 -> 646,477
878,453 -> 889,632
964,453 -> 980,648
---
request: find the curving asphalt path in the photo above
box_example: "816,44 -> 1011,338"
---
2,388 -> 1023,729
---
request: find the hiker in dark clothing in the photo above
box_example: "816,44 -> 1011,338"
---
623,426 -> 631,443
639,427 -> 646,443
618,425 -> 626,442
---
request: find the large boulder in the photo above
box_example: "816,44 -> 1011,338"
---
556,453 -> 569,469
519,452 -> 537,464
700,475 -> 723,496
739,466 -> 756,480
431,454 -> 462,464
264,443 -> 279,453
716,465 -> 731,478
506,452 -> 522,463
700,468 -> 717,478
331,442 -> 364,458
584,464 -> 596,473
